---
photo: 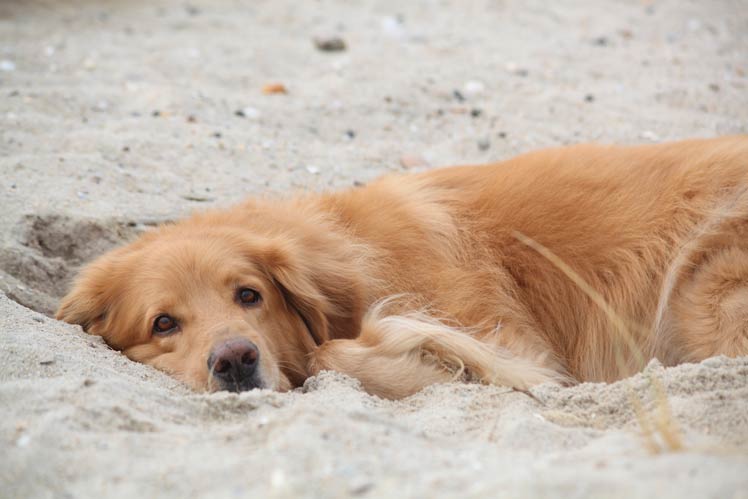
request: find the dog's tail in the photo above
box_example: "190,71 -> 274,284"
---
366,302 -> 567,387
311,298 -> 567,399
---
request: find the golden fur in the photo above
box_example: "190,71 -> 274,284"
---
57,136 -> 748,399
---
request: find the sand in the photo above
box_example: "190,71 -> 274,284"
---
1,0 -> 747,497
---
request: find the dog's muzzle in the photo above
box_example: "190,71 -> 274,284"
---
207,338 -> 263,392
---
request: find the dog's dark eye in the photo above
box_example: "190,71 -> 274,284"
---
153,314 -> 178,334
237,288 -> 262,306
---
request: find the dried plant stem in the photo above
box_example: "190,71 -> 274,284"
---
512,231 -> 683,453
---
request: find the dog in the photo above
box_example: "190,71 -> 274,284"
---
57,136 -> 748,399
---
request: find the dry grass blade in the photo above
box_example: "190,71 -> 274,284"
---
511,231 -> 646,369
649,374 -> 683,451
512,230 -> 683,453
626,385 -> 660,454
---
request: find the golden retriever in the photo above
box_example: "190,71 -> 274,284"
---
57,136 -> 748,399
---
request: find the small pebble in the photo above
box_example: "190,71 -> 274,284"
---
381,16 -> 406,38
186,115 -> 197,123
314,36 -> 347,52
470,108 -> 482,118
235,107 -> 261,119
270,469 -> 286,489
350,481 -> 374,496
584,94 -> 595,103
399,154 -> 430,169
687,19 -> 702,31
618,29 -> 634,39
0,59 -> 16,72
345,130 -> 356,139
16,434 -> 31,448
305,165 -> 320,174
262,83 -> 288,95
708,83 -> 720,92
181,194 -> 215,202
463,80 -> 485,96
592,36 -> 609,46
477,138 -> 491,151
452,90 -> 466,102
640,130 -> 660,141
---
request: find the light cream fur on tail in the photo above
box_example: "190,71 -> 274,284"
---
309,300 -> 565,399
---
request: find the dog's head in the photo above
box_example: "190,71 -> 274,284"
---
56,205 -> 364,392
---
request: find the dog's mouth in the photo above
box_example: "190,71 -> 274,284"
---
210,374 -> 266,393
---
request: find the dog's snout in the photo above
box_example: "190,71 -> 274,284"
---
207,338 -> 261,391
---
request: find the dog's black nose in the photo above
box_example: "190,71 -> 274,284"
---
207,338 -> 261,391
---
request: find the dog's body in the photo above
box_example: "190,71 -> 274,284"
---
58,137 -> 748,398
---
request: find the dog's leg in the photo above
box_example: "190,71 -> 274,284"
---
651,192 -> 748,364
308,308 -> 565,399
660,245 -> 748,364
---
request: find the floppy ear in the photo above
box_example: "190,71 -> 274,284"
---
259,239 -> 365,345
56,255 -> 118,333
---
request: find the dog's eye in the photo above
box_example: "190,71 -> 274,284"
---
153,314 -> 178,334
237,288 -> 262,306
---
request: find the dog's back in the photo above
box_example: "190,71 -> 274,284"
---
322,136 -> 748,381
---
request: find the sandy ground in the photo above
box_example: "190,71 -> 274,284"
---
1,0 -> 748,497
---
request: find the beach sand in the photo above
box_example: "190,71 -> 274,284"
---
1,0 -> 747,497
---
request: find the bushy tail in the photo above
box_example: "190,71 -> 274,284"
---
310,298 -> 567,399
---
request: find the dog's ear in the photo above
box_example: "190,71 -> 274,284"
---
56,254 -> 120,333
258,239 -> 364,345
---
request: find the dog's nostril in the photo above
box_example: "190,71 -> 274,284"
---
213,359 -> 231,374
241,349 -> 258,366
